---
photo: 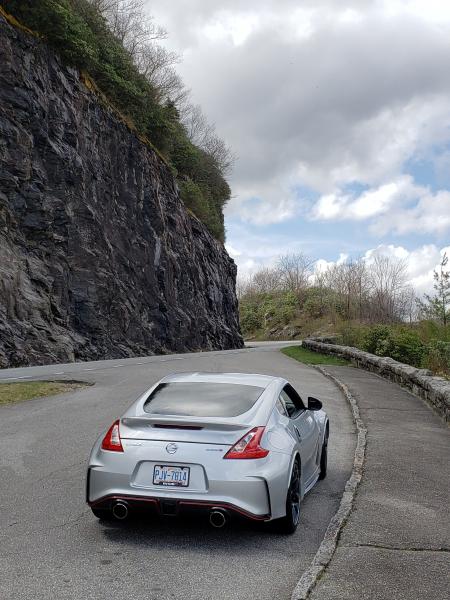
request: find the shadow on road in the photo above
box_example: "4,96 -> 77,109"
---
98,512 -> 285,552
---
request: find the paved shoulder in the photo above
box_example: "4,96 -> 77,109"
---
308,366 -> 450,600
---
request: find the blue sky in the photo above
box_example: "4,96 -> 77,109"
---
149,0 -> 450,293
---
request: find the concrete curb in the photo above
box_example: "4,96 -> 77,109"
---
290,366 -> 367,600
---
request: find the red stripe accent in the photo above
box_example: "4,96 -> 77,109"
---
178,500 -> 268,520
89,494 -> 159,507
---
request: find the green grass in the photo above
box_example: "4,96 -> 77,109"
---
281,345 -> 350,366
0,380 -> 87,405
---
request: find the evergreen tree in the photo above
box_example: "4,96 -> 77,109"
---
417,253 -> 450,325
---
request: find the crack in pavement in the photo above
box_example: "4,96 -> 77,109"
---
33,461 -> 85,484
352,543 -> 450,553
0,510 -> 90,543
47,510 -> 90,531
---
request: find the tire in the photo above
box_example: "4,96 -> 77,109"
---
91,507 -> 114,521
319,428 -> 329,480
275,459 -> 301,534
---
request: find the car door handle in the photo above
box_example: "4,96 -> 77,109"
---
294,426 -> 302,442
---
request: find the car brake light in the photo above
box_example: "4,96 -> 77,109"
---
101,420 -> 124,452
224,426 -> 269,459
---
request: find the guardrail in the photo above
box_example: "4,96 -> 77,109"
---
302,339 -> 450,423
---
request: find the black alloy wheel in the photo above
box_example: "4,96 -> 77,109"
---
319,428 -> 329,480
276,459 -> 301,534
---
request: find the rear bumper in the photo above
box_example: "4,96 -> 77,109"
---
88,492 -> 270,521
86,435 -> 293,521
86,464 -> 273,520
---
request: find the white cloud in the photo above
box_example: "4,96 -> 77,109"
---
312,179 -> 409,221
226,175 -> 301,225
311,176 -> 450,236
373,189 -> 450,236
314,252 -> 349,275
224,244 -> 241,257
148,0 -> 450,227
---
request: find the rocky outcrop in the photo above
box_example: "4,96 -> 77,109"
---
0,15 -> 243,367
303,339 -> 450,423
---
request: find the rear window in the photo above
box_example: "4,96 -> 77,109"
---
143,382 -> 265,417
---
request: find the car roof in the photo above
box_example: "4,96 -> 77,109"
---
160,372 -> 281,389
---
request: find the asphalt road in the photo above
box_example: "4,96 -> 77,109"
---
0,344 -> 355,600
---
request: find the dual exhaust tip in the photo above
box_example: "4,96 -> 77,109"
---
209,509 -> 228,528
112,501 -> 129,520
111,501 -> 228,528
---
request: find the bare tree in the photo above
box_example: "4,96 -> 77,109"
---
99,0 -> 167,53
90,0 -> 186,103
316,258 -> 370,322
182,104 -> 214,146
336,260 -> 369,320
236,275 -> 251,300
251,267 -> 282,294
87,0 -> 118,12
138,48 -> 188,104
181,104 -> 235,175
367,255 -> 408,323
236,267 -> 282,297
277,253 -> 315,294
399,286 -> 419,323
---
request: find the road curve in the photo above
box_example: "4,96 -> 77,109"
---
0,344 -> 355,600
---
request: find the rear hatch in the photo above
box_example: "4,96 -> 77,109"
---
118,380 -> 269,492
121,379 -> 267,445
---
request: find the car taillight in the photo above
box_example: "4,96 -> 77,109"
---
224,426 -> 269,459
101,420 -> 124,452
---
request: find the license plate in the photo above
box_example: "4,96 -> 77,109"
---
153,465 -> 190,487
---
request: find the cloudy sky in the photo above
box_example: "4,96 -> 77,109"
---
147,0 -> 450,293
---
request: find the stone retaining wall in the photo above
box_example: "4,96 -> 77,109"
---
302,339 -> 450,423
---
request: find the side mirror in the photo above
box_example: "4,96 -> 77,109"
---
307,397 -> 322,411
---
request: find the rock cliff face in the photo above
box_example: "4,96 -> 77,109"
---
0,15 -> 243,367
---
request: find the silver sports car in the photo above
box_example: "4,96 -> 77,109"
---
86,372 -> 329,533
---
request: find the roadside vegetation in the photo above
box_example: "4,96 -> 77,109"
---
240,252 -> 450,377
1,0 -> 233,241
0,381 -> 87,405
281,346 -> 350,366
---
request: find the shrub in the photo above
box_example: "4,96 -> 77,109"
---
387,329 -> 426,367
359,325 -> 425,367
239,299 -> 262,335
239,291 -> 298,336
303,287 -> 333,318
179,179 -> 210,223
423,341 -> 450,376
339,323 -> 365,347
417,320 -> 450,343
280,292 -> 298,324
362,325 -> 392,354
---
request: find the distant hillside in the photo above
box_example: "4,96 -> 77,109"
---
1,0 -> 231,241
239,254 -> 449,376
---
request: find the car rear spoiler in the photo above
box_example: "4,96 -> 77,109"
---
121,416 -> 249,431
